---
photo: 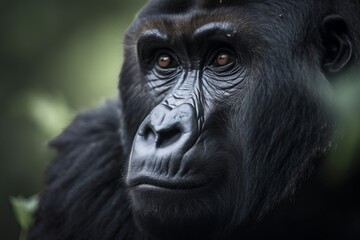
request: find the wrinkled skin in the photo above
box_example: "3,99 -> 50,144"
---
30,1 -> 360,240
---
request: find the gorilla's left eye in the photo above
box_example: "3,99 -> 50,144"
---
211,49 -> 236,68
216,53 -> 231,66
158,54 -> 172,68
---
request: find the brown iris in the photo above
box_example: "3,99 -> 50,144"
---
157,54 -> 172,68
216,53 -> 230,66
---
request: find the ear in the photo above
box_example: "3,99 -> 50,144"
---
321,15 -> 353,73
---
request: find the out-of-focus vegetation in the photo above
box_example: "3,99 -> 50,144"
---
10,195 -> 38,240
0,1 -> 145,239
323,73 -> 360,185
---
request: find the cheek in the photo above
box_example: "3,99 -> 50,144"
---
123,88 -> 160,141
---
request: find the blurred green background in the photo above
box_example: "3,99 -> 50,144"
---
0,1 -> 146,239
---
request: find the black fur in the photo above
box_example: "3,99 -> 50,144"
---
29,100 -> 146,240
30,1 -> 360,239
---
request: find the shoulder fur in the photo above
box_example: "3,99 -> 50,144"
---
29,98 -> 145,240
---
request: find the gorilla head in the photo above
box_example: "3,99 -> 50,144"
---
29,1 -> 360,240
119,0 -> 359,239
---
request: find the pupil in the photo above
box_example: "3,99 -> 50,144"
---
158,55 -> 171,68
217,53 -> 229,66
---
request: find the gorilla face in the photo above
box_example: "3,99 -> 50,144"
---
126,23 -> 241,237
120,1 -> 352,239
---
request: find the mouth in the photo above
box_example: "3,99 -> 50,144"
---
127,174 -> 208,190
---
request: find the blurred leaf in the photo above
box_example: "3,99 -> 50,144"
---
322,72 -> 360,185
26,93 -> 73,137
10,195 -> 39,231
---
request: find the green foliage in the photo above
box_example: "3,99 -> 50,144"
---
322,73 -> 360,185
10,195 -> 39,240
26,93 -> 73,137
0,1 -> 146,239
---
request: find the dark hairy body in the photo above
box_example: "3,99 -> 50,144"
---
30,0 -> 360,239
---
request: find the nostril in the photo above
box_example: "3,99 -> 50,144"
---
156,128 -> 182,148
138,103 -> 196,148
143,126 -> 156,142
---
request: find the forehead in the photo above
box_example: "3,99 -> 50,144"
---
139,0 -> 296,18
143,0 -> 248,14
132,0 -> 304,34
130,6 -> 258,44
126,9 -> 263,58
135,11 -> 240,36
126,0 -> 314,49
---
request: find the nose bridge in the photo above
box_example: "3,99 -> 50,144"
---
130,70 -> 204,177
162,70 -> 200,108
136,70 -> 202,152
138,99 -> 199,153
150,103 -> 197,136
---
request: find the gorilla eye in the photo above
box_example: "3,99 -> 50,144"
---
157,54 -> 174,68
216,53 -> 231,66
211,50 -> 236,68
152,51 -> 181,78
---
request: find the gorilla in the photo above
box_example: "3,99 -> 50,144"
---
30,0 -> 360,239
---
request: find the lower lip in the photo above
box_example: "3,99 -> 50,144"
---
130,185 -> 209,201
131,183 -> 209,193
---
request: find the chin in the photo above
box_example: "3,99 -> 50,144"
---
128,183 -> 232,240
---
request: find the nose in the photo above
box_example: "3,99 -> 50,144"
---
138,104 -> 198,150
